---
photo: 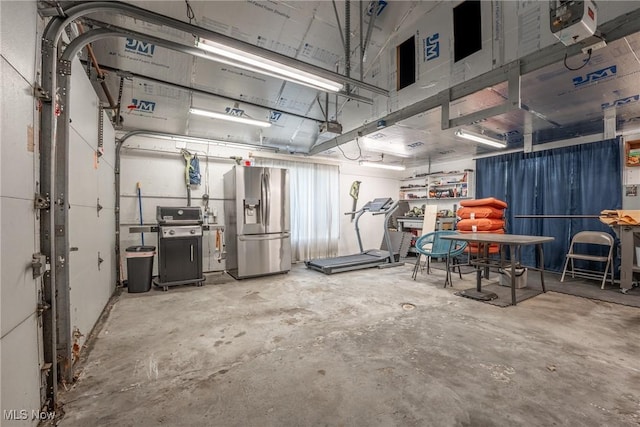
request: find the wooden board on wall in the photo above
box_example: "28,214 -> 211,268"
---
421,205 -> 439,235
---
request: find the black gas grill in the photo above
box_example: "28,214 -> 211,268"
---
153,206 -> 205,291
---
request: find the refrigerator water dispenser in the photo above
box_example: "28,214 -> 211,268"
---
243,198 -> 261,224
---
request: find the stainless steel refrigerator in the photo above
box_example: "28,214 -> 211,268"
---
223,166 -> 291,279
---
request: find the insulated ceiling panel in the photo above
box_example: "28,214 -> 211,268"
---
118,77 -> 191,134
187,112 -> 265,145
88,7 -> 194,44
73,1 -> 640,165
273,83 -> 319,117
89,38 -> 194,87
187,92 -> 311,152
521,33 -> 640,136
190,1 -> 344,72
447,79 -> 509,115
189,58 -> 285,104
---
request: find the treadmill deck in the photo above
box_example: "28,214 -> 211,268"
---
305,250 -> 391,274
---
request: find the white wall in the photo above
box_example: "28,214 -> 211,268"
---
67,58 -> 117,353
337,166 -> 402,256
119,139 -> 407,262
0,1 -> 44,425
119,136 -> 254,275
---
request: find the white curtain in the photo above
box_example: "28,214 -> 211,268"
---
254,158 -> 340,261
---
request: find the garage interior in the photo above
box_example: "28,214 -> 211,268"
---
2,1 -> 640,426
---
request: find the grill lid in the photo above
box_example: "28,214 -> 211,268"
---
156,206 -> 202,224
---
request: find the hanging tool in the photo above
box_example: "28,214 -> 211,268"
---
349,180 -> 361,222
189,154 -> 201,185
215,228 -> 226,262
181,149 -> 193,206
136,182 -> 144,245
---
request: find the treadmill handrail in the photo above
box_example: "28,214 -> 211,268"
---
353,208 -> 366,252
381,200 -> 399,263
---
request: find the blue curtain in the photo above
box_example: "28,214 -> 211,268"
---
476,138 -> 622,273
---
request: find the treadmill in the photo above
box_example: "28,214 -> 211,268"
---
305,198 -> 405,274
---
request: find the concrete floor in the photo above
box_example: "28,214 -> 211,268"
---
58,263 -> 640,426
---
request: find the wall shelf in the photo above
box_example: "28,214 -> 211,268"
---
399,170 -> 474,201
626,139 -> 640,166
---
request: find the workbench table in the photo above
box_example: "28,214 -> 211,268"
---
441,233 -> 555,306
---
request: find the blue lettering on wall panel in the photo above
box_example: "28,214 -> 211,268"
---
224,107 -> 245,116
573,65 -> 617,87
129,99 -> 156,113
601,94 -> 640,110
423,33 -> 440,62
125,38 -> 156,57
269,111 -> 282,122
366,0 -> 387,16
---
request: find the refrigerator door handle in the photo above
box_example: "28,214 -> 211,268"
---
264,172 -> 271,227
260,172 -> 266,227
239,233 -> 290,242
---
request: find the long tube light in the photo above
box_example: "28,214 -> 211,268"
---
359,161 -> 406,171
189,107 -> 272,128
455,129 -> 506,149
196,38 -> 343,93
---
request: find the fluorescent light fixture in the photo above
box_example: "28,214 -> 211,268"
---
359,161 -> 406,171
189,107 -> 271,128
196,38 -> 343,93
455,129 -> 506,148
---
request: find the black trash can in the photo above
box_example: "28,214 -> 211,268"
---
125,246 -> 156,293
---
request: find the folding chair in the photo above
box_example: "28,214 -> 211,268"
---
560,231 -> 615,289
